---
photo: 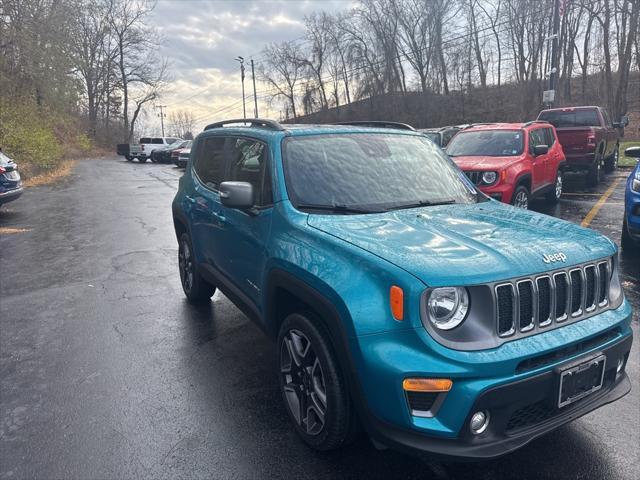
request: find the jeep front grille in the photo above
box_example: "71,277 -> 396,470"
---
465,171 -> 482,185
495,260 -> 611,338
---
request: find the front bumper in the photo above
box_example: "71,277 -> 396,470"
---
476,183 -> 513,203
351,301 -> 633,459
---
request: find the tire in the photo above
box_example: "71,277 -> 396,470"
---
150,152 -> 157,163
604,144 -> 619,173
546,169 -> 563,204
621,217 -> 639,253
587,154 -> 602,187
178,232 -> 215,302
278,312 -> 359,451
125,156 -> 133,162
511,185 -> 530,209
139,156 -> 147,163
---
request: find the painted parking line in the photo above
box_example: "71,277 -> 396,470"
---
580,178 -> 623,227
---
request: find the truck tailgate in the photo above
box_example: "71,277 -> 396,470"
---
555,127 -> 595,155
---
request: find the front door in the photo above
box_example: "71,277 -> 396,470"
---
216,137 -> 274,309
529,128 -> 550,191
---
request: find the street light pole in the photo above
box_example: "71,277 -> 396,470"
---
235,56 -> 246,120
251,59 -> 258,118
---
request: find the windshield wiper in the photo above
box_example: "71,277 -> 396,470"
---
296,203 -> 384,214
385,198 -> 458,211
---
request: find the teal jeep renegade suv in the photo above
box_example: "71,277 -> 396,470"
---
171,119 -> 633,459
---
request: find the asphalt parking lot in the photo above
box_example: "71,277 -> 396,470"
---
1,158 -> 638,479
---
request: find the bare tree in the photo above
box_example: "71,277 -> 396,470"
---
260,42 -> 305,119
168,110 -> 196,139
108,0 -> 167,142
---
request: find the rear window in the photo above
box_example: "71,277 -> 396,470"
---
446,130 -> 524,157
538,109 -> 600,127
151,138 -> 164,144
140,137 -> 151,144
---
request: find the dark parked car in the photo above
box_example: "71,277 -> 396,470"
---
175,147 -> 191,168
0,149 -> 23,207
151,140 -> 191,163
420,126 -> 461,148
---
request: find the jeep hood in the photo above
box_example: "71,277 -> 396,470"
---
451,155 -> 520,171
307,202 -> 615,287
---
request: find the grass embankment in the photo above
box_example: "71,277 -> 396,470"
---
619,140 -> 640,167
0,97 -> 93,184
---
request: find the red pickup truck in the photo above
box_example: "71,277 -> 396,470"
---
537,106 -> 628,186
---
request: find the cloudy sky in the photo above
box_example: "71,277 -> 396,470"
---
144,0 -> 353,134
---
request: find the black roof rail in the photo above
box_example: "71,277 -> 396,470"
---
204,118 -> 285,131
523,120 -> 550,127
462,122 -> 497,129
333,121 -> 416,131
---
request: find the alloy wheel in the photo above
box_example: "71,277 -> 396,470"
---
555,173 -> 563,199
280,329 -> 327,436
178,239 -> 194,293
514,190 -> 529,209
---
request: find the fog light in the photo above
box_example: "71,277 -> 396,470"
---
470,410 -> 490,435
617,357 -> 624,374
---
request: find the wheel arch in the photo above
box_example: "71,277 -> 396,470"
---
264,268 -> 357,383
514,172 -> 532,191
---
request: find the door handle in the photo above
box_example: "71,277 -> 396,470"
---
212,211 -> 227,223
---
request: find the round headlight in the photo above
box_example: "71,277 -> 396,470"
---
482,171 -> 498,185
426,287 -> 469,330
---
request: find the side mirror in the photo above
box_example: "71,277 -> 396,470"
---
620,116 -> 629,127
219,181 -> 254,209
533,144 -> 549,156
624,146 -> 640,159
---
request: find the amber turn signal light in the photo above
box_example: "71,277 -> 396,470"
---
403,378 -> 453,392
390,286 -> 404,321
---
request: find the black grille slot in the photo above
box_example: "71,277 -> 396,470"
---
465,171 -> 481,185
406,391 -> 437,413
585,266 -> 596,310
554,273 -> 569,320
570,269 -> 583,314
536,277 -> 552,326
496,284 -> 515,336
598,262 -> 608,304
507,401 -> 555,432
518,281 -> 534,331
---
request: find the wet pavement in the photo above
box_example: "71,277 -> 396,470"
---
1,158 -> 638,479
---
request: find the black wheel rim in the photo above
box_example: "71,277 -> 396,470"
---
178,239 -> 194,293
280,329 -> 327,436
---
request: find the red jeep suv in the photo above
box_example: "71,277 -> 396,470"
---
446,122 -> 566,209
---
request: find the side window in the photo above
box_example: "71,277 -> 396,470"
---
226,138 -> 272,206
601,110 -> 611,127
544,127 -> 556,147
529,129 -> 547,152
152,138 -> 164,144
194,136 -> 226,189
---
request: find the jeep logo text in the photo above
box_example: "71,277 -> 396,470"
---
542,252 -> 567,264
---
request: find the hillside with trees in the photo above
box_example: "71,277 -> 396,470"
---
259,0 -> 639,125
0,0 -> 166,177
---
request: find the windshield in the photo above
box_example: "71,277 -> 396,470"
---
446,130 -> 524,157
538,109 -> 600,128
421,132 -> 441,146
282,133 -> 479,213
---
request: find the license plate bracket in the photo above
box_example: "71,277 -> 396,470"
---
558,354 -> 606,408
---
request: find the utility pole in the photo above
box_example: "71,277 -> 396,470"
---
251,59 -> 258,118
235,56 -> 246,120
155,105 -> 167,136
545,0 -> 561,108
